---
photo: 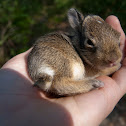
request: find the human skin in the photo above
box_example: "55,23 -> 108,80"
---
0,16 -> 126,126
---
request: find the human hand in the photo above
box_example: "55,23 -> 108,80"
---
0,15 -> 126,126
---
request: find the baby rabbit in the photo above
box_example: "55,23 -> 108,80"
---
27,8 -> 122,96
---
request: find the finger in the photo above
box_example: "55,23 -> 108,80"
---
1,48 -> 32,80
105,15 -> 125,51
23,48 -> 32,56
105,16 -> 126,96
112,64 -> 126,95
2,48 -> 32,68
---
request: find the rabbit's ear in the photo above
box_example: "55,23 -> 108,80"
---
68,8 -> 84,30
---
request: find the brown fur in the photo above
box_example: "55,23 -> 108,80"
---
27,8 -> 122,96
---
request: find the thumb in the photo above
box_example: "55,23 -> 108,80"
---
105,15 -> 125,51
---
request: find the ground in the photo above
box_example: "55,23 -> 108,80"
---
101,97 -> 126,126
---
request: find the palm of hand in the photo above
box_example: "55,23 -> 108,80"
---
1,16 -> 126,126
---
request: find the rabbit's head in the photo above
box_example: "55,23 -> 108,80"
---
68,8 -> 122,70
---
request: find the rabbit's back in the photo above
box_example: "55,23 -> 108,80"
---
28,32 -> 84,82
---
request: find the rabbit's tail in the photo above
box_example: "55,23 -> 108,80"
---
34,73 -> 53,91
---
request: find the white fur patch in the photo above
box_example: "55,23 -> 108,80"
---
37,81 -> 52,91
44,82 -> 52,90
72,62 -> 85,80
97,20 -> 102,24
38,65 -> 55,77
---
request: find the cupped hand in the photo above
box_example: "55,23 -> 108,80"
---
0,16 -> 126,126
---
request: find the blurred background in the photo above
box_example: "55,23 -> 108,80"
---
0,0 -> 126,125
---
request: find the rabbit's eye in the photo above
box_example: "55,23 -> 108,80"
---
86,39 -> 94,47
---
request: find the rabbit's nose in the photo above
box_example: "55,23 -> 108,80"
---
108,60 -> 117,67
